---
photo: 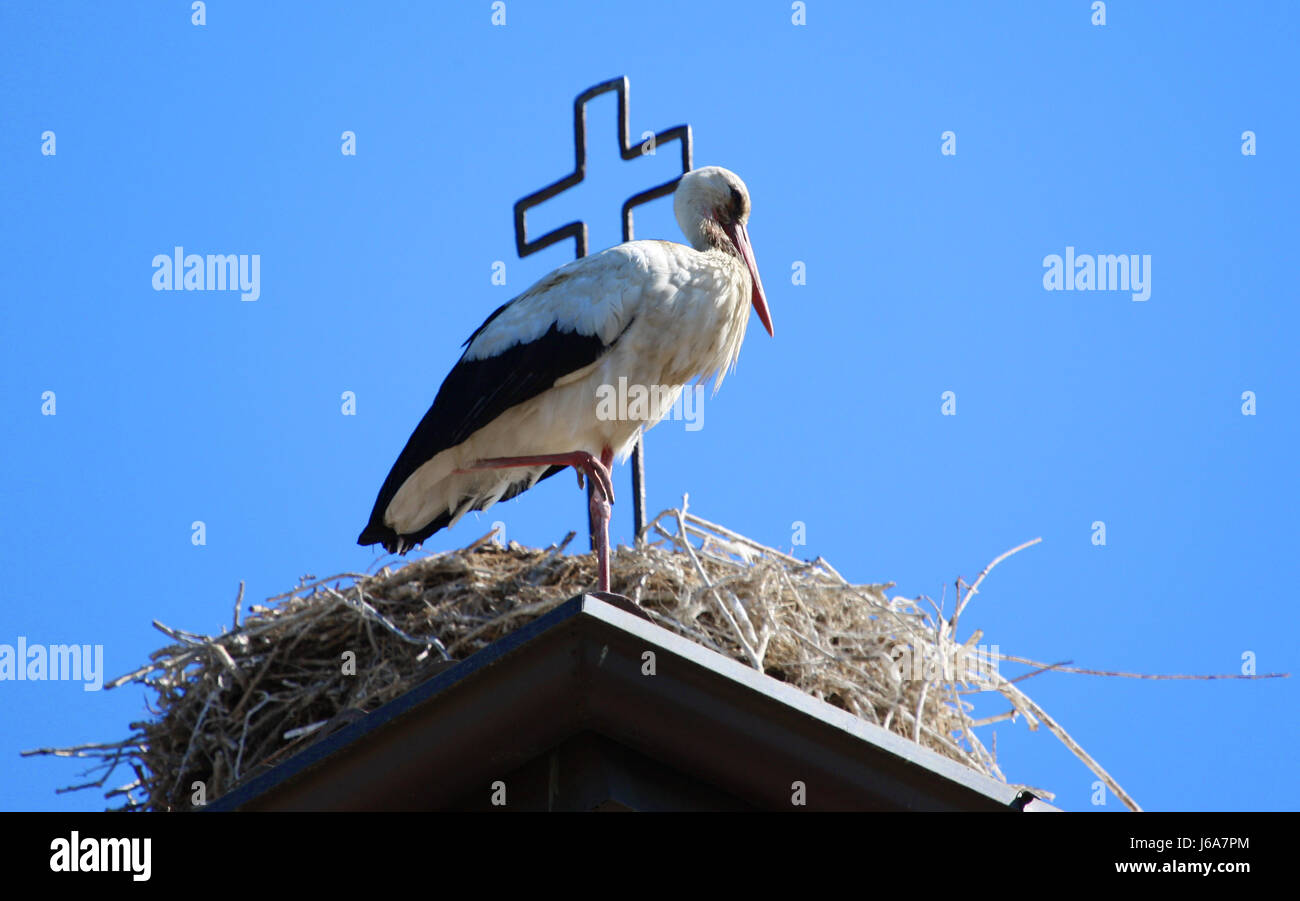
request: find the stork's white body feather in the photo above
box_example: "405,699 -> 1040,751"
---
384,239 -> 753,535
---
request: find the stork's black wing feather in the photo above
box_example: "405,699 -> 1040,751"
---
357,323 -> 613,552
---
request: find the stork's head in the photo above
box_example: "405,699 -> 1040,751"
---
674,166 -> 774,337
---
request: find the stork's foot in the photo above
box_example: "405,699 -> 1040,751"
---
586,590 -> 652,623
456,449 -> 616,592
458,451 -> 613,506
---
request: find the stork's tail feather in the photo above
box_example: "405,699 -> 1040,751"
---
356,464 -> 567,555
356,511 -> 452,555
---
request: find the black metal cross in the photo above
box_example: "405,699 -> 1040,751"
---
513,75 -> 694,549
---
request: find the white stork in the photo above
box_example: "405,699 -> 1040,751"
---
358,166 -> 773,592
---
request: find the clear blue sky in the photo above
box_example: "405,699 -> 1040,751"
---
1,1 -> 1295,812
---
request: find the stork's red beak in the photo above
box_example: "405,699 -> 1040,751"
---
730,221 -> 774,337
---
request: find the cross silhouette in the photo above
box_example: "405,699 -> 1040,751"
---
513,75 -> 694,549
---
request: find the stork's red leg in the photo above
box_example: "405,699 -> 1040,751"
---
455,450 -> 615,592
587,446 -> 615,592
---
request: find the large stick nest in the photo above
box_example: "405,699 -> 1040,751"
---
28,503 -> 1146,811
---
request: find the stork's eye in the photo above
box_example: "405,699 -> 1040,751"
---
728,186 -> 744,221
